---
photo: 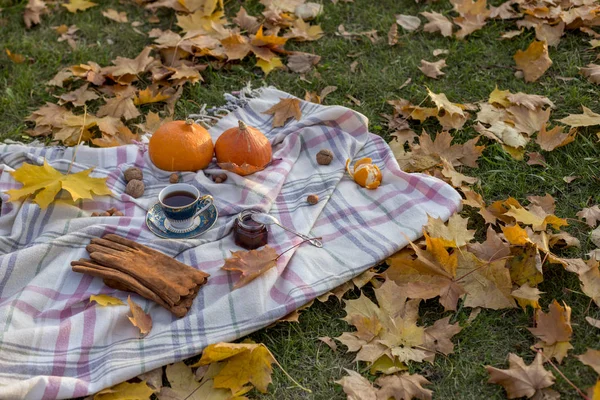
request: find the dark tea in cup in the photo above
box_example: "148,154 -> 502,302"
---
162,191 -> 197,207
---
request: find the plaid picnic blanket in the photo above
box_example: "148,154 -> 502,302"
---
0,87 -> 461,399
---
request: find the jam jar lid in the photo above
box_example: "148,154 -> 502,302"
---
237,210 -> 265,231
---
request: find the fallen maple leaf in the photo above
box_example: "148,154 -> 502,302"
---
102,47 -> 155,79
582,64 -> 600,85
56,84 -> 99,107
23,0 -> 47,28
375,373 -> 433,400
425,213 -> 475,248
335,369 -> 377,400
102,9 -> 128,23
221,246 -> 278,289
127,296 -> 152,337
287,52 -> 321,74
89,294 -> 124,306
421,11 -> 453,37
514,40 -> 552,82
558,106 -> 600,127
388,23 -> 398,46
97,94 -> 141,121
61,0 -> 97,13
419,59 -> 446,79
528,300 -> 573,363
263,97 -> 302,127
511,284 -> 543,310
6,160 -> 112,209
467,226 -> 511,262
535,124 -> 576,151
577,205 -> 600,227
134,87 -> 171,105
579,262 -> 600,308
5,49 -> 25,64
233,6 -> 260,34
195,342 -> 276,393
256,56 -> 284,75
578,349 -> 600,375
94,381 -> 154,400
486,353 -> 555,399
396,14 -> 421,31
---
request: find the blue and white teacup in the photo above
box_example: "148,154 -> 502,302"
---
158,183 -> 214,231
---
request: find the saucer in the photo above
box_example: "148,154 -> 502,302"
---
146,203 -> 218,239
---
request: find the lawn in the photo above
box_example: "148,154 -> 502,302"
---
1,0 -> 600,398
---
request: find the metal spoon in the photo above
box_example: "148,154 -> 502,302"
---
251,213 -> 323,248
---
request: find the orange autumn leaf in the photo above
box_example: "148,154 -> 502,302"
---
5,49 -> 26,64
221,246 -> 278,289
528,300 -> 573,363
133,87 -> 171,105
514,40 -> 552,82
127,296 -> 152,337
486,353 -> 555,399
536,123 -> 577,151
263,98 -> 302,127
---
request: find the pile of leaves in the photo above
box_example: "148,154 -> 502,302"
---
22,0 -> 325,147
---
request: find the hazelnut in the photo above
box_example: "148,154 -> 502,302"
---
101,211 -> 111,216
125,179 -> 145,198
113,211 -> 124,217
169,173 -> 179,184
106,207 -> 117,215
91,212 -> 100,217
214,177 -> 223,183
124,167 -> 143,182
316,149 -> 333,165
307,194 -> 319,205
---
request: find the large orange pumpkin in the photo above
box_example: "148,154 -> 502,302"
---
148,120 -> 214,172
215,120 -> 272,176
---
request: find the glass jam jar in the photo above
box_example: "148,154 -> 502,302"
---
233,210 -> 268,250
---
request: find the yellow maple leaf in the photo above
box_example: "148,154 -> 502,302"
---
194,342 -> 276,394
94,381 -> 154,400
489,86 -> 511,107
5,49 -> 26,64
256,56 -> 283,75
514,40 -> 552,82
89,294 -> 124,306
6,160 -> 112,209
61,0 -> 97,13
133,87 -> 171,105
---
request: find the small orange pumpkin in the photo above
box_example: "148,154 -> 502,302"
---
149,119 -> 214,172
215,120 -> 272,176
346,158 -> 382,189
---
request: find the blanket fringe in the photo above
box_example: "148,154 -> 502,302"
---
187,82 -> 267,127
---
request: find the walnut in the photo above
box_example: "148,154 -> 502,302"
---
91,212 -> 100,217
316,149 -> 333,165
124,167 -> 143,182
125,179 -> 145,198
307,194 -> 319,205
213,173 -> 228,184
169,173 -> 179,184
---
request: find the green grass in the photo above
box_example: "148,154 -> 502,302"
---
2,0 -> 600,398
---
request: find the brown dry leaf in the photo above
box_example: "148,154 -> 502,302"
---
528,300 -> 573,363
577,205 -> 600,227
514,40 -> 552,82
486,353 -> 555,399
57,84 -> 99,107
70,62 -> 105,86
287,52 -> 321,74
285,19 -> 324,42
577,349 -> 600,375
421,11 -> 453,37
375,373 -> 433,400
388,23 -> 398,46
536,124 -> 576,151
558,106 -> 600,127
454,14 -> 488,39
507,92 -> 554,110
507,105 -> 551,136
511,284 -> 543,310
127,296 -> 152,337
23,0 -> 47,28
563,175 -> 578,184
102,47 -> 155,79
102,9 -> 128,23
233,6 -> 260,34
527,152 -> 546,166
97,94 -> 141,121
221,246 -> 278,289
55,24 -> 79,49
263,98 -> 302,127
581,64 -> 600,84
587,317 -> 600,329
579,263 -> 600,308
47,69 -> 73,87
195,342 -> 276,393
335,369 -> 377,400
440,159 -> 479,187
425,213 -> 475,248
419,59 -> 446,79
396,14 -> 421,31
501,29 -> 524,39
433,49 -> 449,57
467,226 -> 511,262
62,0 -> 97,13
319,337 -> 338,351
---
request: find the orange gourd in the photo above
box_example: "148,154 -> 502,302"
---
346,158 -> 382,189
148,120 -> 214,172
215,120 -> 272,176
